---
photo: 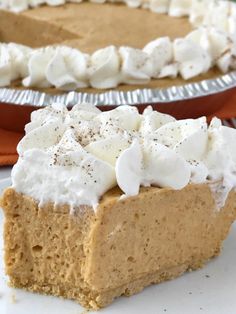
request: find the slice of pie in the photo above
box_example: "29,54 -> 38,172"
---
1,103 -> 236,309
0,0 -> 235,91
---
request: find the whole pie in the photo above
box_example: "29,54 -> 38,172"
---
0,0 -> 235,91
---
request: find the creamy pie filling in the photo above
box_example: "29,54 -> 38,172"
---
0,0 -> 235,90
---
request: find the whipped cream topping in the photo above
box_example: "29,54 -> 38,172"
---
1,0 -> 235,18
149,0 -> 170,14
89,46 -> 120,89
168,0 -> 191,17
0,0 -> 236,89
12,103 -> 236,211
0,43 -> 32,87
173,38 -> 211,79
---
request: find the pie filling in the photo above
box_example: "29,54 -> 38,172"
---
0,0 -> 235,90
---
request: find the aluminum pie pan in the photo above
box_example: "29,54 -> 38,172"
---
1,71 -> 236,133
0,71 -> 236,107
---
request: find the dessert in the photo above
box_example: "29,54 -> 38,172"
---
0,0 -> 235,91
1,104 -> 236,309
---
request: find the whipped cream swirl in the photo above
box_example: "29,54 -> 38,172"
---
12,103 -> 236,210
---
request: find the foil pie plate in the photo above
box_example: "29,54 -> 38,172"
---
0,70 -> 236,133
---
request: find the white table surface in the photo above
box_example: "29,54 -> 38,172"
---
0,167 -> 12,181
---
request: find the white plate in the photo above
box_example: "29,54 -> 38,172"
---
0,178 -> 236,314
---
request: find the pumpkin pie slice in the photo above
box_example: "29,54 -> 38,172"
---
1,103 -> 236,309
